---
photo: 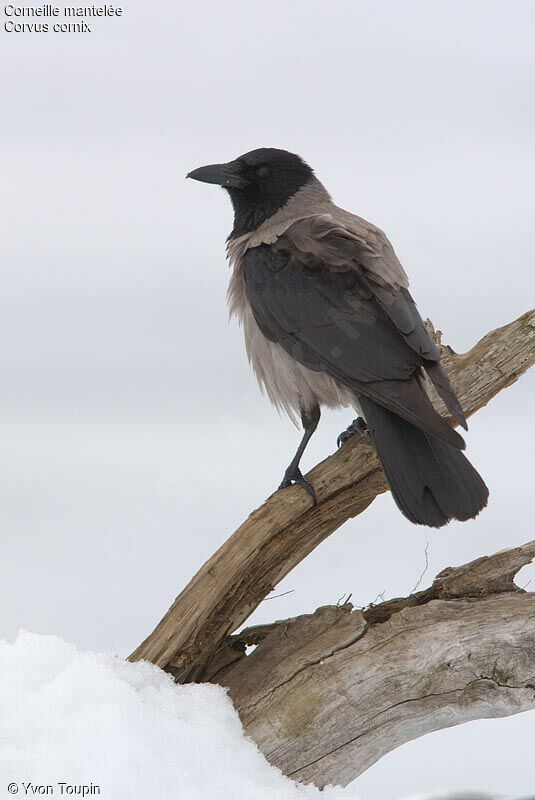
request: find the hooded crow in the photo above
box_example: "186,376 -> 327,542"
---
187,148 -> 489,527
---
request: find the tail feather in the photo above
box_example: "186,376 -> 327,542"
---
360,397 -> 489,528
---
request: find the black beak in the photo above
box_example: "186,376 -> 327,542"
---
186,162 -> 246,189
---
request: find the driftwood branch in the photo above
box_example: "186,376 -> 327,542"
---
217,541 -> 535,787
130,310 -> 535,679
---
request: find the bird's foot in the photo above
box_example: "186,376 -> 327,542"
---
337,417 -> 371,448
278,466 -> 317,505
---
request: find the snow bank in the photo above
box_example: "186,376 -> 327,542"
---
0,631 -> 361,800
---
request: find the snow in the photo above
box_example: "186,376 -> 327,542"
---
0,631 -> 361,800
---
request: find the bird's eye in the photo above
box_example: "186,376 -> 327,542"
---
257,166 -> 269,178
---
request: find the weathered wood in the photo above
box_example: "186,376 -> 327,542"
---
129,309 -> 535,679
218,541 -> 535,788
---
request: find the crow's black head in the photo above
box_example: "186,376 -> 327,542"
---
187,148 -> 315,236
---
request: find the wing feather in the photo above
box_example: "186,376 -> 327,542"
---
274,215 -> 467,428
242,212 -> 465,447
242,237 -> 466,447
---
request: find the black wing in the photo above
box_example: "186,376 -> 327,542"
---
281,214 -> 467,429
243,227 -> 465,448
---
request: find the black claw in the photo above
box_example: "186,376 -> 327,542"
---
278,467 -> 317,505
337,417 -> 371,448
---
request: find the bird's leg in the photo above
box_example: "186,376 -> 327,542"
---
278,404 -> 321,504
337,416 -> 372,448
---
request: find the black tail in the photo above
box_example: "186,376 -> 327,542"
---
360,398 -> 489,528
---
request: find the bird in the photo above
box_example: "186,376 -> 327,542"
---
187,148 -> 489,528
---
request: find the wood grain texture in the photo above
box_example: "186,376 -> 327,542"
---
129,309 -> 535,680
219,542 -> 535,788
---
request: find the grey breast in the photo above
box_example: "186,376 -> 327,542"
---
226,178 -> 368,422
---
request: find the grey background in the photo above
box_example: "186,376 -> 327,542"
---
1,1 -> 534,797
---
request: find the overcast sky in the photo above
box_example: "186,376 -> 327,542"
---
1,1 -> 534,798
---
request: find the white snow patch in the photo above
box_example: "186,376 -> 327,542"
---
0,631 -> 361,800
401,795 -> 497,800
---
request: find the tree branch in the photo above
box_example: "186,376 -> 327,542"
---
129,310 -> 535,680
217,541 -> 535,788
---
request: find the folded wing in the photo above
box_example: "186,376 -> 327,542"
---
242,214 -> 467,448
